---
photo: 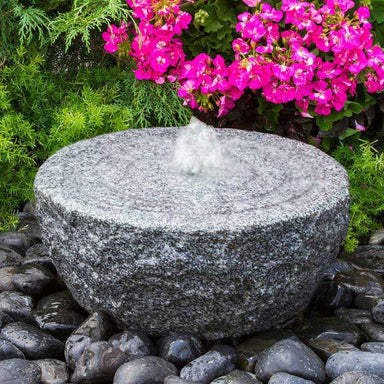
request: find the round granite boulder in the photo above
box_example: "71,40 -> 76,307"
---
34,128 -> 349,339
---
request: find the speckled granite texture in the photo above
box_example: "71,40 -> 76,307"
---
34,128 -> 350,339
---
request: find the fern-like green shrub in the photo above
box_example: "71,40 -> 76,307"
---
333,141 -> 384,252
0,48 -> 191,229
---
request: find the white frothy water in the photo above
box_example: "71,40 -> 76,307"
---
173,117 -> 226,175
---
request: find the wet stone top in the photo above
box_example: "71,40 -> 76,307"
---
34,128 -> 349,232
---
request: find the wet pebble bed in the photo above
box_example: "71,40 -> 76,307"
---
0,204 -> 383,383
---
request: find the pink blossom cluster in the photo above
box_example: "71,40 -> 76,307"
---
128,0 -> 193,84
102,21 -> 129,53
103,0 -> 384,117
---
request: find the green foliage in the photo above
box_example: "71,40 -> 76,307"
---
50,0 -> 131,51
333,141 -> 384,252
0,49 -> 191,229
182,0 -> 248,60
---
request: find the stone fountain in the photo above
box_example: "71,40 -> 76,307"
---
34,119 -> 349,339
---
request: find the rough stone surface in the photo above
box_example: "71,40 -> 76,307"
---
0,358 -> 41,384
35,359 -> 69,384
330,371 -> 384,384
180,345 -> 238,383
1,322 -> 64,360
113,356 -> 178,384
268,372 -> 316,384
254,339 -> 326,383
34,129 -> 350,338
326,351 -> 384,379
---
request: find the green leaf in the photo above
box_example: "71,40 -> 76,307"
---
203,6 -> 223,33
371,0 -> 384,23
214,0 -> 237,23
316,102 -> 363,131
257,97 -> 283,127
339,128 -> 361,141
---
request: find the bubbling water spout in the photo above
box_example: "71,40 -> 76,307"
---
173,117 -> 225,175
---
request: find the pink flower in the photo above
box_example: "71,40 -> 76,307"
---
232,39 -> 251,55
242,0 -> 260,7
357,6 -> 370,22
355,121 -> 366,131
102,22 -> 128,53
259,4 -> 283,22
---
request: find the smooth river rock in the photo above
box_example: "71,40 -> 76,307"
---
72,341 -> 130,383
330,371 -> 384,384
0,245 -> 23,267
0,358 -> 41,383
211,370 -> 261,383
0,291 -> 33,322
180,345 -> 237,383
35,358 -> 69,384
65,311 -> 112,370
254,339 -> 326,383
113,356 -> 178,384
296,317 -> 363,346
269,372 -> 316,384
1,322 -> 64,360
157,334 -> 204,368
372,296 -> 384,324
326,351 -> 384,379
361,342 -> 384,354
341,245 -> 384,274
35,128 -> 349,338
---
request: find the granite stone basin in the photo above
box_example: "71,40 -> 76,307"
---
34,128 -> 350,339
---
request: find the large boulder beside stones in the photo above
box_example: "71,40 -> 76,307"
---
35,128 -> 349,338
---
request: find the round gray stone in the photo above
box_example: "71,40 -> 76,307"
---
180,345 -> 238,383
35,128 -> 349,338
35,359 -> 69,384
113,356 -> 178,384
254,339 -> 326,383
65,311 -> 112,370
361,342 -> 384,354
0,358 -> 41,384
268,372 -> 316,384
372,296 -> 384,324
330,371 -> 384,384
211,370 -> 261,383
326,351 -> 384,379
0,245 -> 23,268
1,322 -> 64,360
